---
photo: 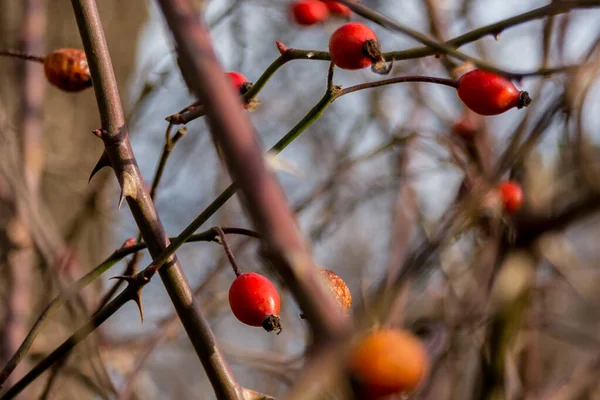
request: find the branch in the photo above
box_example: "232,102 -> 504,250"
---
0,290 -> 134,399
155,0 -> 351,343
69,1 -> 245,398
338,0 -> 598,77
0,227 -> 256,388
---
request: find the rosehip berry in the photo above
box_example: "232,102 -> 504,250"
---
319,269 -> 352,313
322,0 -> 351,17
498,180 -> 523,214
291,0 -> 329,26
43,48 -> 92,92
229,272 -> 282,333
451,117 -> 478,141
329,22 -> 389,74
227,71 -> 252,95
457,69 -> 531,116
349,329 -> 429,398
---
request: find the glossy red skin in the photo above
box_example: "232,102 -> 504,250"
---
229,273 -> 280,327
323,1 -> 351,16
227,71 -> 248,93
499,181 -> 523,213
43,48 -> 92,92
457,69 -> 520,116
291,0 -> 329,26
329,22 -> 378,70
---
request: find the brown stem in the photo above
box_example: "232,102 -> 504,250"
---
213,227 -> 242,277
1,1 -> 48,398
69,0 -> 243,399
0,50 -> 44,63
0,291 -> 133,399
337,76 -> 458,97
155,0 -> 351,344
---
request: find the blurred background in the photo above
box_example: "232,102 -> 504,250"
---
1,0 -> 600,399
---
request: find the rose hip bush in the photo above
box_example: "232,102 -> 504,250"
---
0,0 -> 599,399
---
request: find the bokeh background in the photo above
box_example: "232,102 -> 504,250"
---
1,0 -> 600,399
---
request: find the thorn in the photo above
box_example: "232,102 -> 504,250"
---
118,171 -> 138,209
132,290 -> 144,323
110,274 -> 138,284
89,151 -> 111,183
110,274 -> 146,322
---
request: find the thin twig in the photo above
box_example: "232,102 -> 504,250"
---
0,50 -> 44,63
0,291 -> 134,399
155,0 -> 351,344
0,227 -> 257,387
213,227 -> 242,277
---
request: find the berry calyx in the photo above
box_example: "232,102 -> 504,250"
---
291,0 -> 329,26
457,69 -> 531,116
228,272 -> 282,333
43,48 -> 92,92
322,1 -> 352,17
329,22 -> 390,75
349,329 -> 429,398
498,180 -> 523,214
319,269 -> 352,313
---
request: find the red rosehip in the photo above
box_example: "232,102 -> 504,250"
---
457,69 -> 531,116
451,117 -> 478,141
329,22 -> 389,74
498,181 -> 523,214
43,48 -> 92,92
229,272 -> 282,333
226,71 -> 251,95
291,0 -> 329,26
322,0 -> 351,17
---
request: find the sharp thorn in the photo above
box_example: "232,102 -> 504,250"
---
117,171 -> 138,209
88,151 -> 111,183
132,291 -> 144,323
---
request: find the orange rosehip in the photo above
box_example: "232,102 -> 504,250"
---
319,268 -> 352,313
43,48 -> 92,92
349,329 -> 429,398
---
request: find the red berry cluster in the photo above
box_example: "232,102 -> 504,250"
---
290,0 -> 354,26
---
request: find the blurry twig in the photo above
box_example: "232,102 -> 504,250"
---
0,228 -> 257,389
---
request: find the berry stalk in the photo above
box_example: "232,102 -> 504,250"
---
213,226 -> 242,277
0,50 -> 44,63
